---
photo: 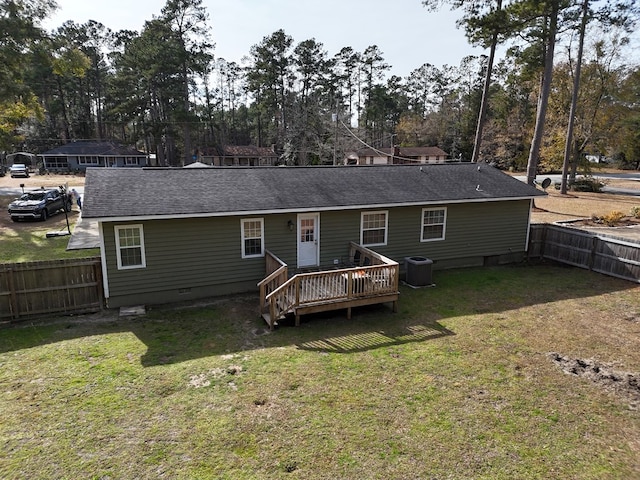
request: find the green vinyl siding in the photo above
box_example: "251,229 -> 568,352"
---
380,201 -> 531,265
101,199 -> 531,307
103,215 -> 296,305
317,210 -> 364,265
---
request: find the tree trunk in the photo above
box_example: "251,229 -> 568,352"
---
56,78 -> 71,141
561,0 -> 589,194
526,2 -> 560,186
470,10 -> 500,164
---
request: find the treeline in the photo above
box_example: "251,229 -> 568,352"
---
1,0 -> 640,171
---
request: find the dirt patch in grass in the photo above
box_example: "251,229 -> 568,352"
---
550,353 -> 640,410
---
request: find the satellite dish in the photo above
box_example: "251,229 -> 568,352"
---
541,178 -> 552,190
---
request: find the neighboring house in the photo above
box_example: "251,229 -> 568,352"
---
82,164 -> 545,309
201,145 -> 279,166
354,146 -> 449,165
40,141 -> 148,172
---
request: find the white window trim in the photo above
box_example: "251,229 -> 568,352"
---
78,156 -> 100,165
114,224 -> 147,270
360,210 -> 388,246
421,207 -> 447,242
241,218 -> 265,258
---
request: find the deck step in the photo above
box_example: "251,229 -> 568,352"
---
261,312 -> 279,328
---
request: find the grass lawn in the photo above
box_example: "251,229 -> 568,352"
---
1,264 -> 639,479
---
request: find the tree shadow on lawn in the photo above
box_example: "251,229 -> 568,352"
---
1,264 -> 637,366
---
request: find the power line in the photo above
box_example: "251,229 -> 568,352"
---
338,118 -> 418,163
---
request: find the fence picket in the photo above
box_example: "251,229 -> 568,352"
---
0,257 -> 103,321
529,224 -> 640,284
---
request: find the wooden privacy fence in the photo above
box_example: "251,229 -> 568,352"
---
0,257 -> 103,321
529,224 -> 640,284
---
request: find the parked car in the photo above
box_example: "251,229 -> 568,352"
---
9,163 -> 30,178
8,188 -> 72,221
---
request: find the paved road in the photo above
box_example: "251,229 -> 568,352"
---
514,173 -> 640,196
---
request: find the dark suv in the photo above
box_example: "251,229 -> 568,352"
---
8,188 -> 72,221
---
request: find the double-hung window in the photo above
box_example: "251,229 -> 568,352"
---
115,224 -> 146,269
361,211 -> 388,246
421,207 -> 446,242
241,218 -> 264,258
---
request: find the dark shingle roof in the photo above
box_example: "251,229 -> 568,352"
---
40,141 -> 147,157
222,145 -> 277,157
399,146 -> 448,157
82,164 -> 546,220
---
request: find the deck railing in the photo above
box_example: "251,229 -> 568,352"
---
261,243 -> 399,329
257,250 -> 288,316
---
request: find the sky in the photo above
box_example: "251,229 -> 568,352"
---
42,0 -> 482,78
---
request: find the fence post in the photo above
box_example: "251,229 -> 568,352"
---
540,225 -> 548,259
93,261 -> 104,309
589,236 -> 598,271
7,268 -> 19,320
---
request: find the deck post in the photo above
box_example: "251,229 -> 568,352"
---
269,299 -> 276,330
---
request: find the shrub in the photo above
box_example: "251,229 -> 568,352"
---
570,176 -> 605,192
631,206 -> 640,219
600,211 -> 625,226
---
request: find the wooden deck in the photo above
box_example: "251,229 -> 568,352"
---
258,243 -> 400,329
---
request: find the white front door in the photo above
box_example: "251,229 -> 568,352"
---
297,213 -> 319,268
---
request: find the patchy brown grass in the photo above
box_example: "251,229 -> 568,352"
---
532,190 -> 640,224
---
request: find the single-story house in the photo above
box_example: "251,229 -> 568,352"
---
40,141 -> 148,172
200,145 -> 279,166
82,163 -> 545,310
354,146 -> 448,165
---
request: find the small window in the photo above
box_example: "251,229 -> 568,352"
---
421,207 -> 447,242
78,156 -> 100,165
241,218 -> 264,258
361,211 -> 388,246
115,224 -> 146,269
124,157 -> 140,166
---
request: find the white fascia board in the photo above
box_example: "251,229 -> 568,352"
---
98,221 -> 110,299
